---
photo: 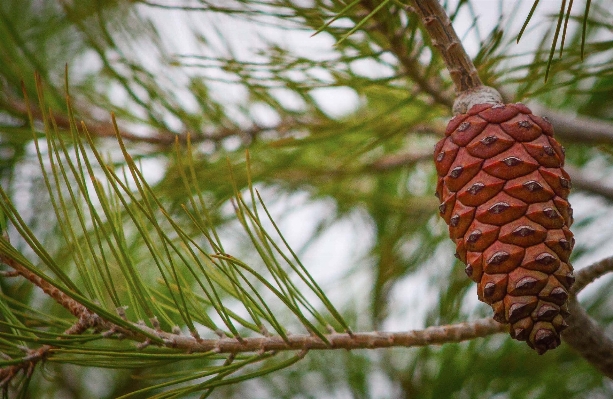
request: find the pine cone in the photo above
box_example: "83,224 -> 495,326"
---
434,102 -> 575,354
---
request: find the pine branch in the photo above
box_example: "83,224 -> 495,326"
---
562,297 -> 613,379
530,103 -> 613,144
374,2 -> 613,145
142,318 -> 507,352
409,0 -> 503,114
0,249 -> 505,353
566,165 -> 613,203
0,254 -> 92,320
360,1 -> 454,108
6,96 -> 291,146
572,255 -> 613,295
3,233 -> 613,386
0,319 -> 92,388
408,0 -> 482,93
562,255 -> 613,378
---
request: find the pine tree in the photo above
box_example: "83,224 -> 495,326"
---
1,1 -> 613,398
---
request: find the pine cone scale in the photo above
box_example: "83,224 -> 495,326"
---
435,103 -> 575,354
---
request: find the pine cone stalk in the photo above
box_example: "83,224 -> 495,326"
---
435,97 -> 575,354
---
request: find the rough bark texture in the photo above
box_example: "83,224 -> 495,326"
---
435,102 -> 575,354
562,297 -> 613,378
410,0 -> 482,93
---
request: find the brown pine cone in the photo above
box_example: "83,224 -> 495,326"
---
434,102 -> 575,354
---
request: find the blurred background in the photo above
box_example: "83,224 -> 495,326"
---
1,0 -> 613,398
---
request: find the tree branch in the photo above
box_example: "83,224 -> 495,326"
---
5,96 -> 291,147
368,151 -> 431,172
392,3 -> 613,146
3,247 -> 613,383
0,254 -> 507,352
561,255 -> 613,378
0,318 -> 92,388
149,318 -> 507,353
562,297 -> 613,379
572,255 -> 613,296
565,165 -> 613,203
529,104 -> 613,144
356,0 -> 454,108
408,0 -> 482,93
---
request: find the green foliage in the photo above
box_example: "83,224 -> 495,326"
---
0,0 -> 612,398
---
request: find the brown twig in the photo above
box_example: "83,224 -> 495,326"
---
6,96 -> 291,147
561,255 -> 613,378
0,319 -> 92,388
572,255 -> 613,295
565,165 -> 613,203
360,1 -> 454,108
369,151 -> 431,172
0,254 -> 114,388
0,253 -> 132,336
0,251 -> 507,388
407,0 -> 501,113
147,317 -> 507,353
369,3 -> 613,145
530,103 -> 613,144
0,255 -> 507,352
0,256 -> 89,319
562,297 -> 613,379
2,247 -> 613,384
408,0 -> 481,93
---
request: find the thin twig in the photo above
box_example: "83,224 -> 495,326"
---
0,314 -> 99,388
6,97 -> 292,146
562,255 -> 613,378
0,345 -> 49,388
565,165 -> 613,203
152,318 -> 506,353
2,250 -> 613,383
408,0 -> 482,93
0,256 -> 89,319
562,297 -> 613,379
359,1 -> 454,108
369,151 -> 432,171
572,255 -> 613,295
372,3 -> 613,144
530,103 -> 613,144
0,254 -> 507,352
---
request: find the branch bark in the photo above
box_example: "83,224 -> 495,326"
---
559,255 -> 613,378
565,165 -> 613,203
390,2 -> 613,146
0,251 -> 508,354
407,0 -> 501,113
562,298 -> 613,379
3,245 -> 613,385
0,250 -> 508,386
408,0 -> 482,93
572,255 -> 613,295
530,103 -> 613,144
6,96 -> 290,147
